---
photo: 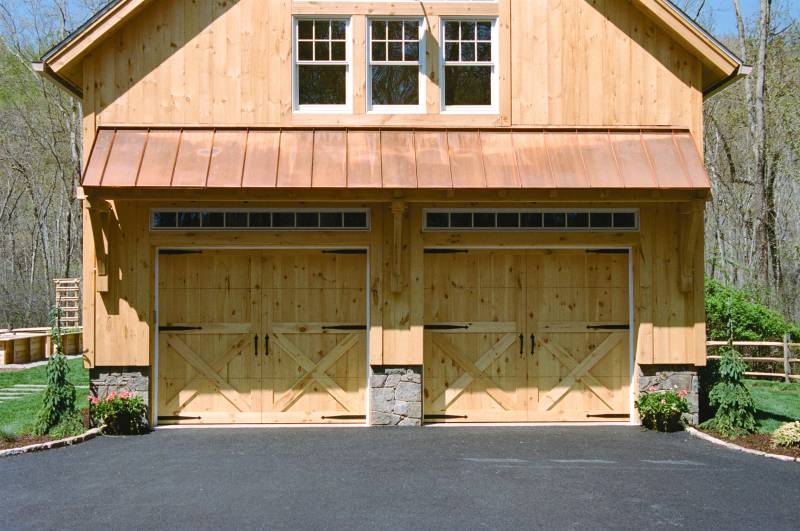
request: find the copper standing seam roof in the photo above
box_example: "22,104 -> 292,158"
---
82,128 -> 710,189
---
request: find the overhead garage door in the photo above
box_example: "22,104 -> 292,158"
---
157,249 -> 367,424
423,249 -> 630,423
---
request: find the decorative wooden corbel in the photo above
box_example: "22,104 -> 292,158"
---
89,199 -> 111,293
391,200 -> 406,293
679,201 -> 703,293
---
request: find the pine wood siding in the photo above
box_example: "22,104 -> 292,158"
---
80,0 -> 703,150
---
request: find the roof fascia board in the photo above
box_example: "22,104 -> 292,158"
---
633,0 -> 742,78
43,0 -> 154,73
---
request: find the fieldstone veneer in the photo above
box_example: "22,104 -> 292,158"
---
370,366 -> 422,426
90,366 -> 150,406
638,365 -> 699,425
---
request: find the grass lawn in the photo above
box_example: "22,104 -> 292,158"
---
745,379 -> 800,433
0,357 -> 89,436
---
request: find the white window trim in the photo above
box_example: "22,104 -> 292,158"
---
366,17 -> 427,115
439,17 -> 499,115
292,16 -> 353,114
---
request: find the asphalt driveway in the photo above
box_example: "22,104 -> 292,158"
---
1,426 -> 797,530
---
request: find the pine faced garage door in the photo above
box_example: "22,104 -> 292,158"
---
157,249 -> 367,424
423,249 -> 631,423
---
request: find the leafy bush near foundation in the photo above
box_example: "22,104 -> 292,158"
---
48,415 -> 85,439
90,392 -> 148,435
635,388 -> 690,432
771,422 -> 800,448
705,277 -> 800,341
701,347 -> 757,438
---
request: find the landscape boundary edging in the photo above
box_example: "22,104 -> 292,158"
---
686,426 -> 798,463
0,427 -> 103,458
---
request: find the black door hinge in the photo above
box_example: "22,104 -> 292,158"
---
322,249 -> 367,255
424,324 -> 470,330
159,249 -> 203,255
321,325 -> 367,331
159,325 -> 203,332
586,324 -> 630,330
322,414 -> 367,420
157,415 -> 202,421
586,249 -> 629,254
424,414 -> 468,420
424,249 -> 469,254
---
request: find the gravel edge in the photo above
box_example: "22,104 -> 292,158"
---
686,426 -> 798,463
0,427 -> 103,458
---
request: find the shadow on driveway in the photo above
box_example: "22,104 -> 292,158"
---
1,426 -> 798,530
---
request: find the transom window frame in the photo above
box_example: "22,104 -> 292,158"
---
422,208 -> 640,232
150,208 -> 371,231
292,16 -> 353,113
366,17 -> 427,114
439,17 -> 499,115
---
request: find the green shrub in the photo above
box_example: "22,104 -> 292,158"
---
636,388 -> 690,432
705,277 -> 800,341
701,347 -> 757,437
771,421 -> 800,448
49,415 -> 85,439
0,428 -> 17,443
33,308 -> 78,436
90,392 -> 148,435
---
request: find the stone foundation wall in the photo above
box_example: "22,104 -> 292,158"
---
637,365 -> 699,425
90,366 -> 150,405
370,366 -> 422,426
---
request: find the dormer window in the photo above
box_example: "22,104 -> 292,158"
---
441,19 -> 498,113
294,18 -> 352,112
368,18 -> 425,113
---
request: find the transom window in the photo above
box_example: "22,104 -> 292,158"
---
423,210 -> 639,231
368,19 -> 424,112
441,19 -> 498,111
151,209 -> 370,231
294,18 -> 351,111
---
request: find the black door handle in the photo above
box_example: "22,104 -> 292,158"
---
530,334 -> 536,356
254,334 -> 259,357
519,334 -> 524,357
264,335 -> 269,356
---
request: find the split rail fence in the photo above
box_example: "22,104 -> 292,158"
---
706,333 -> 799,383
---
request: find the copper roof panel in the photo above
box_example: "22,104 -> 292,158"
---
347,131 -> 382,188
414,132 -> 451,188
674,133 -> 710,188
312,131 -> 348,187
481,132 -> 520,188
545,132 -> 589,188
277,131 -> 313,187
172,130 -> 214,187
102,129 -> 147,186
137,130 -> 180,187
448,132 -> 485,188
609,131 -> 658,188
82,129 -> 115,186
207,130 -> 247,188
578,132 -> 623,188
82,127 -> 710,192
513,132 -> 554,188
644,133 -> 691,188
381,131 -> 416,188
241,131 -> 280,188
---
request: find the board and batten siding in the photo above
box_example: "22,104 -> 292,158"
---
81,0 -> 704,153
81,201 -> 705,369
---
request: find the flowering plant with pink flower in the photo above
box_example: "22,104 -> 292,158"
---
635,387 -> 690,432
89,391 -> 148,435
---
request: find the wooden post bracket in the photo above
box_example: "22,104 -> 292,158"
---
88,199 -> 111,293
679,201 -> 703,293
391,200 -> 406,294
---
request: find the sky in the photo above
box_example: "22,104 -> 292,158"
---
700,0 -> 799,35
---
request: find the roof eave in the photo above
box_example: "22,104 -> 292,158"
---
703,64 -> 753,99
31,61 -> 83,98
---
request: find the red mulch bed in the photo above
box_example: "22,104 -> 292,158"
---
0,434 -> 55,450
701,429 -> 800,459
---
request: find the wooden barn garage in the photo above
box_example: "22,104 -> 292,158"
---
36,0 -> 746,426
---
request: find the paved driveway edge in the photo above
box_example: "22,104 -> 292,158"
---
686,426 -> 798,463
0,427 -> 103,458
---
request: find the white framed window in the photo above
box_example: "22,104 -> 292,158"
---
440,18 -> 498,114
293,17 -> 352,113
367,18 -> 425,113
